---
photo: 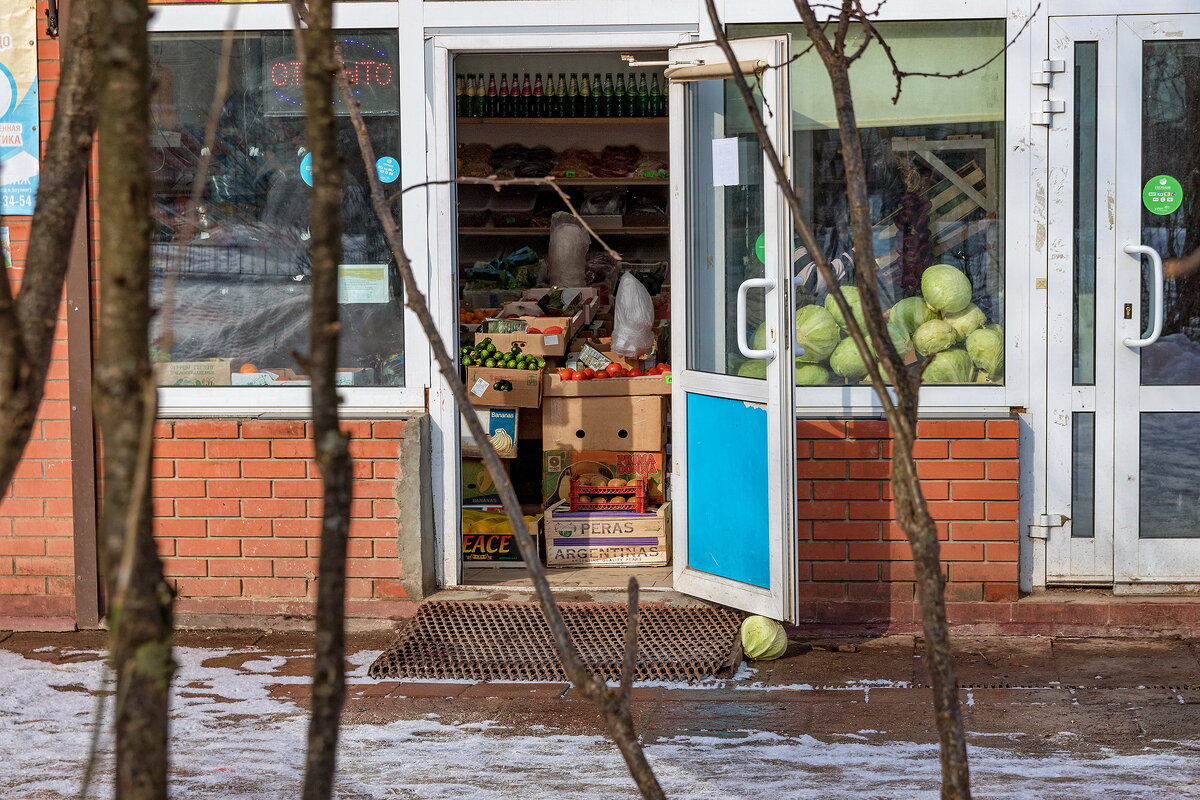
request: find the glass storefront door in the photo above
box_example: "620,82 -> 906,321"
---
1048,15 -> 1200,588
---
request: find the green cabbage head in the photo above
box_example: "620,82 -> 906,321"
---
830,336 -> 868,380
923,348 -> 975,383
795,362 -> 831,385
921,264 -> 973,314
890,296 -> 936,335
736,358 -> 767,379
825,286 -> 865,331
876,320 -> 913,358
966,325 -> 1005,376
944,303 -> 987,341
741,615 -> 787,661
913,319 -> 957,356
795,304 -> 841,364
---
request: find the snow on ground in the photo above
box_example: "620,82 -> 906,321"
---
1,647 -> 1199,800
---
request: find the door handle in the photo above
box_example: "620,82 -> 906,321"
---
736,277 -> 776,360
1122,243 -> 1164,348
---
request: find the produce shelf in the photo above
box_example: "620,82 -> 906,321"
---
459,226 -> 669,236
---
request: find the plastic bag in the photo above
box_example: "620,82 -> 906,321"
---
612,271 -> 656,357
545,212 -> 588,286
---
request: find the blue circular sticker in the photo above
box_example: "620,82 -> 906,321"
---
376,156 -> 400,184
300,152 -> 314,187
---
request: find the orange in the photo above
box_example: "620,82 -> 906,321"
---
239,363 -> 259,373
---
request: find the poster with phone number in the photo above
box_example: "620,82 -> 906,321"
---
0,1 -> 38,215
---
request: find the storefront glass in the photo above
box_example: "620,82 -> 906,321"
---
733,21 -> 1006,386
149,30 -> 404,389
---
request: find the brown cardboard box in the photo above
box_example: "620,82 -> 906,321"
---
542,373 -> 671,397
476,313 -> 583,356
544,500 -> 671,567
466,366 -> 543,408
155,359 -> 237,387
541,449 -> 666,506
542,395 -> 666,452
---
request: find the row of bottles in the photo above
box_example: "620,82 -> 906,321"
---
455,72 -> 667,119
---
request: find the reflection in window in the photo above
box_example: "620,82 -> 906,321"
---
732,21 -> 1005,386
1073,42 -> 1098,386
149,31 -> 404,388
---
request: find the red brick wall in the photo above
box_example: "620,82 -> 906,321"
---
153,419 -> 415,623
795,418 -> 1020,629
0,5 -> 77,629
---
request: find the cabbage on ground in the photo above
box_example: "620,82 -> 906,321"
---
741,615 -> 787,660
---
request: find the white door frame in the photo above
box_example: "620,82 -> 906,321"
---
666,36 -> 798,620
424,28 -> 699,589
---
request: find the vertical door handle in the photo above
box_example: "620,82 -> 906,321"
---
736,277 -> 776,360
1122,243 -> 1164,348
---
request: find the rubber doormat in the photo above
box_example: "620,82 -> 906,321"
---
368,601 -> 743,683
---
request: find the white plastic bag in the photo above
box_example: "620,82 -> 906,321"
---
612,271 -> 656,357
545,211 -> 588,286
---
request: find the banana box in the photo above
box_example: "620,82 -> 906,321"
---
461,508 -> 542,562
461,407 -> 518,459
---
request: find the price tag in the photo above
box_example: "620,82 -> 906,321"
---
544,334 -> 560,346
470,377 -> 489,397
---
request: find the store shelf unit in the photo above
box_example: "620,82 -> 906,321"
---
459,227 -> 670,236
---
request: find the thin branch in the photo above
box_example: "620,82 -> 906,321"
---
619,577 -> 640,702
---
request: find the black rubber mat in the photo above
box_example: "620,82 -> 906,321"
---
368,601 -> 743,683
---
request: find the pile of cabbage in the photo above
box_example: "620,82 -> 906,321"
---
736,264 -> 1004,385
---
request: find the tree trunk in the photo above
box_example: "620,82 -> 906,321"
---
94,1 -> 176,800
0,0 -> 97,495
297,2 -> 352,800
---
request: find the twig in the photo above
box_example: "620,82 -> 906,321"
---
619,577 -> 641,701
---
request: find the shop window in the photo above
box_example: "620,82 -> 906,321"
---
732,21 -> 1006,387
149,30 -> 404,391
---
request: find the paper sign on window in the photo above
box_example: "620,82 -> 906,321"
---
711,137 -> 740,187
338,263 -> 389,304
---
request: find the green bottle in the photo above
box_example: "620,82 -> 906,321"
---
602,73 -> 615,118
590,73 -> 602,117
555,73 -> 567,117
567,73 -> 580,118
455,74 -> 465,117
614,74 -> 627,117
636,73 -> 649,118
649,72 -> 664,116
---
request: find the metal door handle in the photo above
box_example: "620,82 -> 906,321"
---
1122,243 -> 1164,348
736,277 -> 775,360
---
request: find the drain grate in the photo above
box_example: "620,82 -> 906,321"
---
369,601 -> 743,683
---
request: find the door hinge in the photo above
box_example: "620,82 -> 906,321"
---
1028,513 -> 1067,539
1032,99 -> 1066,127
1031,59 -> 1066,87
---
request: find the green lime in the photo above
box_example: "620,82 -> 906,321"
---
485,358 -> 496,368
482,337 -> 492,345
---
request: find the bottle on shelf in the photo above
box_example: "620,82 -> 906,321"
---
567,73 -> 580,119
650,72 -> 664,116
614,74 -> 627,117
519,73 -> 532,117
590,74 -> 602,117
485,73 -> 498,118
474,74 -> 486,118
554,73 -> 568,118
498,74 -> 510,118
455,74 -> 465,117
532,73 -> 545,118
510,73 -> 520,117
543,72 -> 555,118
602,73 -> 615,118
636,73 -> 649,118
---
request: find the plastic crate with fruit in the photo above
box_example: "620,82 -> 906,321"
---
569,477 -> 648,513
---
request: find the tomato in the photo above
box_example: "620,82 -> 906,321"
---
557,368 -> 575,380
627,367 -> 644,378
610,368 -> 628,378
582,368 -> 596,379
593,371 -> 610,380
605,362 -> 624,376
657,363 -> 672,373
527,328 -> 542,334
543,326 -> 564,335
572,372 -> 589,381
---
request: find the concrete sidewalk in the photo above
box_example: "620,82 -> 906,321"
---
3,629 -> 1200,798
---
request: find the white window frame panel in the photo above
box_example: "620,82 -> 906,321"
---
149,0 -> 430,418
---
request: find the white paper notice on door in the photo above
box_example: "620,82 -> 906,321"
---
711,137 -> 740,187
338,264 -> 389,304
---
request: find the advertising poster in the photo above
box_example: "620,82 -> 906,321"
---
0,0 -> 38,215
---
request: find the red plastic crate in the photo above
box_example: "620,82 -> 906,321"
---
569,477 -> 648,513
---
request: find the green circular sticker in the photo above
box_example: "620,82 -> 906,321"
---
1143,175 -> 1183,216
754,232 -> 765,264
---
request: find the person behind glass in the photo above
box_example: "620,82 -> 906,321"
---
1165,245 -> 1200,280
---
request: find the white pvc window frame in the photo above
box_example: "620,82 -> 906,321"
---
148,0 -> 430,417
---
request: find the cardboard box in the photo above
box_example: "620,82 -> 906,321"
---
466,366 -> 543,408
155,359 -> 236,387
461,407 -> 519,459
462,458 -> 508,505
461,507 -> 541,562
543,395 -> 666,451
542,449 -> 666,505
520,287 -> 602,324
544,500 -> 671,567
543,373 -> 671,397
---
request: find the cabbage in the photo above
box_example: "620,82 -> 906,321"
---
921,264 -> 973,314
795,362 -> 831,385
794,304 -> 841,364
923,347 -> 974,383
878,320 -> 913,357
890,296 -> 936,335
913,319 -> 957,356
741,615 -> 787,661
824,286 -> 865,331
830,336 -> 868,380
944,303 -> 986,341
751,322 -> 768,352
736,358 -> 767,379
966,325 -> 1004,375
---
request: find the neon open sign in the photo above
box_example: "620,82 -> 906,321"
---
264,36 -> 398,116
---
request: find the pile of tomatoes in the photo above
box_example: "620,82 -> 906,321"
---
556,363 -> 672,381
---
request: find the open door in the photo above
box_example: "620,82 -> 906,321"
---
668,36 -> 797,620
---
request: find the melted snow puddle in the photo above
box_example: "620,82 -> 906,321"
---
2,647 -> 1198,800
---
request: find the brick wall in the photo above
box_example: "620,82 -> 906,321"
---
153,419 -> 415,624
795,418 -> 1020,630
0,5 -> 77,630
